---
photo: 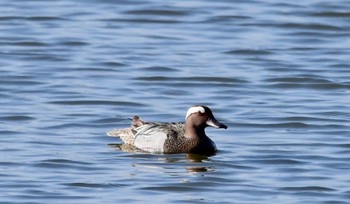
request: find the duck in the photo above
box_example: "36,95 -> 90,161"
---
106,105 -> 227,155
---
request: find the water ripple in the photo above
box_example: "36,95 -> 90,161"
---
48,100 -> 144,106
142,66 -> 179,72
125,9 -> 191,16
0,115 -> 35,121
280,186 -> 336,192
225,49 -> 274,55
63,182 -> 127,188
265,76 -> 350,90
101,18 -> 182,24
135,76 -> 247,84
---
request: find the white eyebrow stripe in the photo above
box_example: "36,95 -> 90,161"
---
185,106 -> 205,120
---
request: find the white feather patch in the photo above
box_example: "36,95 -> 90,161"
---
185,106 -> 205,120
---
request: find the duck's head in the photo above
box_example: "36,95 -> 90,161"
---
185,105 -> 228,129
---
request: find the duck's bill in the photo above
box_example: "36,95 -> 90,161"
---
206,117 -> 228,129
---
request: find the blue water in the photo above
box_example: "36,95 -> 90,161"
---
1,0 -> 350,203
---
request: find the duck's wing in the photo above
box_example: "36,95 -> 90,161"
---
133,123 -> 169,153
107,119 -> 185,153
106,122 -> 167,149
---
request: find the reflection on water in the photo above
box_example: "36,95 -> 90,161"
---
108,143 -> 212,173
185,153 -> 210,163
108,143 -> 142,153
185,154 -> 212,173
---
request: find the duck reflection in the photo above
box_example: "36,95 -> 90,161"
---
186,153 -> 210,162
185,154 -> 213,173
108,143 -> 142,153
108,143 -> 214,173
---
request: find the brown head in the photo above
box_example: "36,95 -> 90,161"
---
185,105 -> 227,134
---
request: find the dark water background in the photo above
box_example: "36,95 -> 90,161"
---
1,0 -> 350,203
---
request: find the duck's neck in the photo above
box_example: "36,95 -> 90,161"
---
184,123 -> 206,139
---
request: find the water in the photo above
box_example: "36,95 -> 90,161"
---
1,0 -> 350,203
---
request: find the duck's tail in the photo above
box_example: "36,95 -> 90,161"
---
106,128 -> 136,145
107,116 -> 144,144
106,129 -> 122,137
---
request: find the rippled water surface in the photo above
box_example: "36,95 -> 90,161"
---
1,0 -> 350,203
